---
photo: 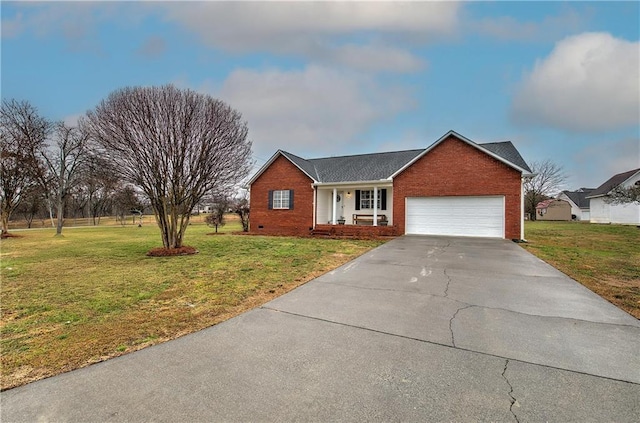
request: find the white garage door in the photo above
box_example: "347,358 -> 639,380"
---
406,196 -> 504,238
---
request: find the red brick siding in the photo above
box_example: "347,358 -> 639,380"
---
249,155 -> 315,235
393,136 -> 522,239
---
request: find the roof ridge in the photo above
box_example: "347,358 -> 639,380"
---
479,140 -> 512,146
305,148 -> 426,162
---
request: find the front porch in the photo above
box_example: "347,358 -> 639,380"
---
315,184 -> 393,226
312,223 -> 398,238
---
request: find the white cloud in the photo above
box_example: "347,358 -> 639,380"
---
511,32 -> 640,132
161,2 -> 459,73
63,114 -> 83,127
326,43 -> 426,73
472,8 -> 587,42
136,36 -> 167,59
207,65 -> 415,159
163,2 -> 458,45
4,2 -> 455,73
572,137 -> 640,188
1,11 -> 24,38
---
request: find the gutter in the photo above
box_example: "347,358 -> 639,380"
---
312,179 -> 393,187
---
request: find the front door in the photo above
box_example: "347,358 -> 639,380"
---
336,191 -> 344,218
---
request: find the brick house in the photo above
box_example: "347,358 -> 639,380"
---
248,130 -> 533,240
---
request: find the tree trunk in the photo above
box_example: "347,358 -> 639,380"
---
55,193 -> 64,235
45,197 -> 55,228
1,209 -> 10,235
153,200 -> 187,249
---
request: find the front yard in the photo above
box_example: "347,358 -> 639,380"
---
522,221 -> 640,319
2,219 -> 637,390
0,221 -> 383,390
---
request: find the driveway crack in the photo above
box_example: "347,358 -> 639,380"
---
444,268 -> 452,297
449,304 -> 473,347
502,359 -> 520,423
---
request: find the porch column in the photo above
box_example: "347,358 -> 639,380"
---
373,186 -> 378,226
332,188 -> 337,225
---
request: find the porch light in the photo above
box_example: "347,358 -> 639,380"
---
346,191 -> 352,198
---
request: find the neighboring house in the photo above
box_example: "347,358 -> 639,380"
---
193,204 -> 213,214
587,168 -> 640,225
248,130 -> 533,240
535,199 -> 572,221
557,188 -> 595,221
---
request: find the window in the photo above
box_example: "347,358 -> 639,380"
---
355,189 -> 387,210
271,189 -> 292,209
359,190 -> 382,210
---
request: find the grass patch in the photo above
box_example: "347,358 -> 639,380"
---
0,219 -> 384,390
522,221 -> 640,319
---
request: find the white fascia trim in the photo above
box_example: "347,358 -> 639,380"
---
390,130 -> 531,179
586,170 -> 640,198
247,150 -> 318,186
619,170 -> 640,188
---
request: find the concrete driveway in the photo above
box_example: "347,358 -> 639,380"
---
2,236 -> 639,422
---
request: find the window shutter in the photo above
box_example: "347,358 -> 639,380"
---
355,190 -> 361,211
289,189 -> 294,210
381,189 -> 387,210
268,190 -> 273,210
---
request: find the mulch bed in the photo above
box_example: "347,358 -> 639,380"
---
1,233 -> 23,239
146,246 -> 199,257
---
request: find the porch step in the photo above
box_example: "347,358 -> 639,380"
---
311,229 -> 332,237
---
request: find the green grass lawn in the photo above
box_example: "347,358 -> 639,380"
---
0,219 -> 383,390
522,221 -> 640,319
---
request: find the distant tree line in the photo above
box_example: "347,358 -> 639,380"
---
1,100 -> 146,234
1,85 -> 253,251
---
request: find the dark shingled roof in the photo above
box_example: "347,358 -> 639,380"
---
480,142 -> 532,173
561,188 -> 595,208
280,151 -> 320,181
588,168 -> 640,198
254,133 -> 532,185
305,149 -> 425,182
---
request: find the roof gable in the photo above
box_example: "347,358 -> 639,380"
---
588,168 -> 640,198
247,150 -> 318,186
480,141 -> 532,173
390,130 -> 532,178
560,189 -> 595,208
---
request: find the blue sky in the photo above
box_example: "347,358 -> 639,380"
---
2,1 -> 639,190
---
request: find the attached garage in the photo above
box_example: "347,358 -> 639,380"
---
405,196 -> 505,238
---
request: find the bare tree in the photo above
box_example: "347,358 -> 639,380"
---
81,154 -> 120,225
82,85 -> 253,250
16,185 -> 46,228
112,185 -> 144,225
604,184 -> 640,205
232,192 -> 250,232
39,123 -> 91,235
205,195 -> 230,233
524,159 -> 568,221
0,99 -> 51,236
